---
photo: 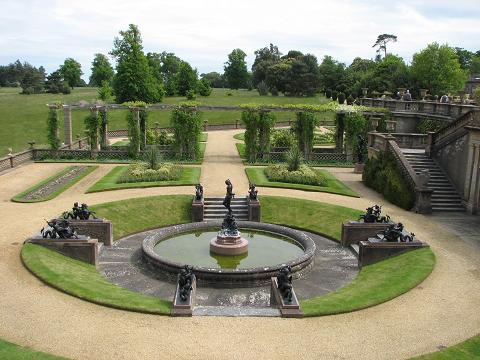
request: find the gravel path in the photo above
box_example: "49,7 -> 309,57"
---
0,130 -> 478,360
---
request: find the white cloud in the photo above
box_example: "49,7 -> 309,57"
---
0,0 -> 478,79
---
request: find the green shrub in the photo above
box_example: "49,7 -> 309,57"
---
186,89 -> 196,100
270,87 -> 279,96
257,81 -> 269,96
417,119 -> 444,133
143,146 -> 162,170
286,146 -> 302,171
314,130 -> 335,145
325,89 -> 332,98
271,129 -> 295,148
363,151 -> 414,210
226,92 -> 233,96
171,106 -> 202,160
265,164 -> 326,186
337,92 -> 346,104
46,107 -> 60,150
117,162 -> 182,183
196,78 -> 212,96
346,94 -> 354,105
331,90 -> 338,101
146,129 -> 173,145
474,87 -> 480,105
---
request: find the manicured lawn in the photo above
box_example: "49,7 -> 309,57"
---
87,166 -> 200,193
246,167 -> 358,197
21,243 -> 171,314
301,247 -> 435,316
0,87 -> 331,156
411,335 -> 480,360
261,196 -> 362,240
199,132 -> 208,142
91,194 -> 192,239
233,132 -> 244,141
11,166 -> 97,203
236,143 -> 246,158
0,339 -> 67,360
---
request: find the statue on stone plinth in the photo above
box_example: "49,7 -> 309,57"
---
178,265 -> 195,302
380,223 -> 415,242
248,183 -> 258,201
223,179 -> 235,214
63,202 -> 97,220
358,204 -> 390,223
277,265 -> 293,302
41,219 -> 78,239
194,183 -> 204,201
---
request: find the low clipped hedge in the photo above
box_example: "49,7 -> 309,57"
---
363,150 -> 414,210
117,162 -> 182,183
265,164 -> 327,186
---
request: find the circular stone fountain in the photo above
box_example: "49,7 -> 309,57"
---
209,213 -> 248,255
142,220 -> 316,286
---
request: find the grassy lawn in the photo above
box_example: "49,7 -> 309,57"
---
0,87 -> 331,156
233,132 -> 244,141
301,248 -> 435,316
0,339 -> 67,360
11,166 -> 97,203
21,243 -> 171,314
87,166 -> 200,193
246,167 -> 358,197
199,132 -> 208,142
411,335 -> 480,360
262,196 -> 362,240
236,143 -> 246,158
91,194 -> 192,239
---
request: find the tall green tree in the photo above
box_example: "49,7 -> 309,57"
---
411,43 -> 467,95
251,43 -> 281,86
20,64 -> 45,94
90,54 -> 114,86
318,55 -> 346,92
224,49 -> 249,89
200,72 -> 227,88
59,58 -> 83,88
160,52 -> 182,95
176,61 -> 198,96
110,24 -> 164,103
372,34 -> 397,58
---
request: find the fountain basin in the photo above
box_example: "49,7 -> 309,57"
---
142,221 -> 316,286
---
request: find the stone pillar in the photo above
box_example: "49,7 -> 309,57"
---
414,188 -> 433,214
425,132 -> 435,157
90,107 -> 100,151
335,113 -> 345,152
100,108 -> 108,149
132,108 -> 141,154
247,196 -> 261,222
63,105 -> 72,146
465,142 -> 480,214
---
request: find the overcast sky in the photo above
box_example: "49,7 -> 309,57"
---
1,0 -> 479,81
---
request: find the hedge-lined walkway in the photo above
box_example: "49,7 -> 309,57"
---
0,129 -> 478,360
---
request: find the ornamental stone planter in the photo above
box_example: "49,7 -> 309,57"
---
26,235 -> 100,266
341,221 -> 392,247
68,218 -> 113,246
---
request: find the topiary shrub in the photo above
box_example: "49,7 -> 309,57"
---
270,87 -> 279,96
265,164 -> 326,186
257,81 -> 269,96
363,151 -> 414,210
346,94 -> 354,105
331,90 -> 338,101
337,92 -> 346,104
325,89 -> 332,98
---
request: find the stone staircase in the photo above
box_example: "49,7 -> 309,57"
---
402,150 -> 465,212
203,197 -> 249,221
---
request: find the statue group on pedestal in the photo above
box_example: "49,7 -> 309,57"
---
378,223 -> 415,243
194,184 -> 203,201
223,179 -> 235,214
63,202 -> 97,220
41,219 -> 78,239
358,204 -> 391,223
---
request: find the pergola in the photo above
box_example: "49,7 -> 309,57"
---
48,102 -> 387,153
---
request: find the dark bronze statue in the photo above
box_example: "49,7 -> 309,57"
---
63,202 -> 97,220
380,223 -> 415,242
248,183 -> 258,201
358,204 -> 390,223
194,183 -> 203,201
223,179 -> 235,214
41,219 -> 78,239
220,213 -> 239,237
178,265 -> 195,302
277,265 -> 293,303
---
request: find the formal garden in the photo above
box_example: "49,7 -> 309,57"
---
1,15 -> 479,360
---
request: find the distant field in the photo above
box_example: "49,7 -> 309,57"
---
0,87 -> 332,156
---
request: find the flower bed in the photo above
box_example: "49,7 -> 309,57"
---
117,162 -> 182,184
265,164 -> 326,186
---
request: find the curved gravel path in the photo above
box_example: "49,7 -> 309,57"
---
0,129 -> 478,360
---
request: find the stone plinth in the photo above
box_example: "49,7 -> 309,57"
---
341,221 -> 392,247
247,197 -> 261,222
191,199 -> 204,222
27,235 -> 99,266
69,218 -> 113,246
270,277 -> 302,318
358,240 -> 429,267
210,234 -> 248,256
172,276 -> 196,317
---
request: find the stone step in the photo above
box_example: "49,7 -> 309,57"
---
192,306 -> 281,317
431,199 -> 463,205
349,244 -> 359,258
204,200 -> 247,205
204,210 -> 248,215
204,204 -> 247,209
431,206 -> 465,212
204,217 -> 249,221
